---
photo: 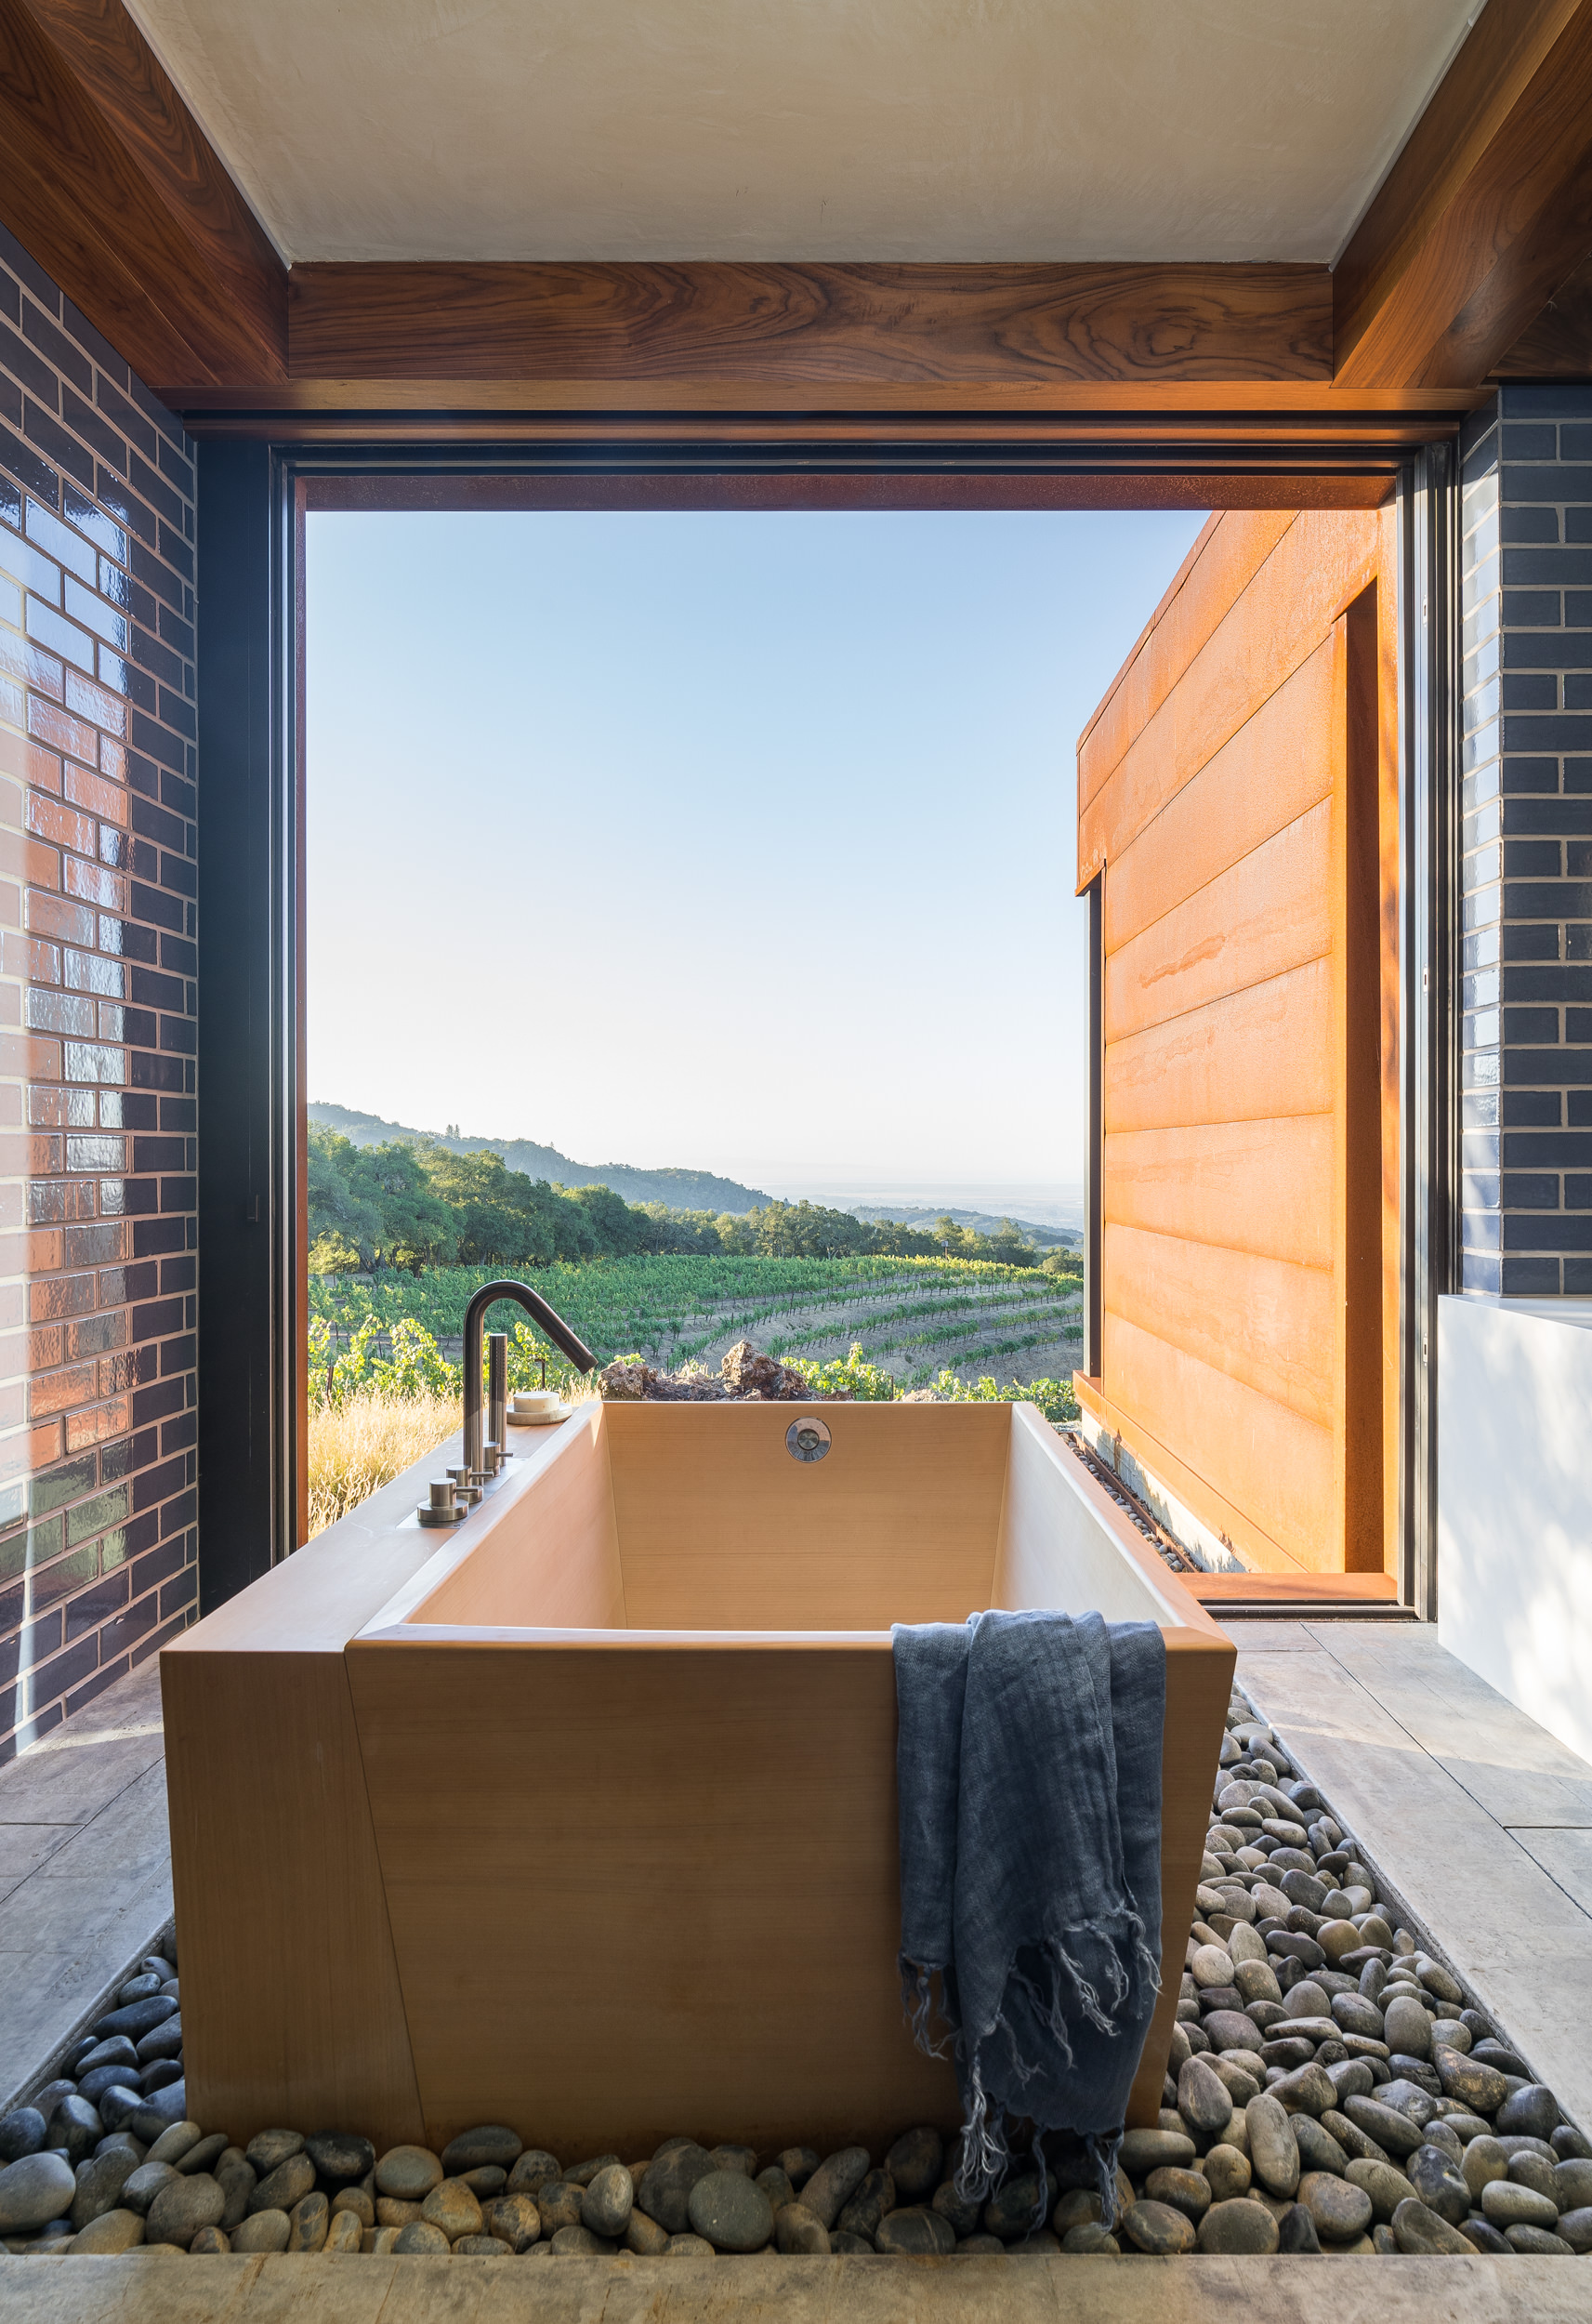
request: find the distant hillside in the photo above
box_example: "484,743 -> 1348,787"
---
309,1103 -> 772,1215
849,1204 -> 1080,1248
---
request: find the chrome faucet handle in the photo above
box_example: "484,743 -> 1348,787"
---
445,1464 -> 483,1505
418,1478 -> 466,1527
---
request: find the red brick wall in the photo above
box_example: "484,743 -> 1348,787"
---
0,221 -> 198,1763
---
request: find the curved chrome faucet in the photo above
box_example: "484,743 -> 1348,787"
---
460,1278 -> 599,1484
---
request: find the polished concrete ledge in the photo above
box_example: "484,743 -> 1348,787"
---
1,2254 -> 1588,2323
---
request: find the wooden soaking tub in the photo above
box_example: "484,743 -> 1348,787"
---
163,1400 -> 1232,2157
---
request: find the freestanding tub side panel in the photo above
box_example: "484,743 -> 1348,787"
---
162,1646 -> 426,2151
1125,1628 -> 1236,2127
345,1638 -> 960,2159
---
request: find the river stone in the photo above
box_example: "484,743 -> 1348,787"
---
871,2206 -> 952,2255
797,2147 -> 870,2230
837,2167 -> 895,2240
566,2154 -> 622,2187
984,2172 -> 1057,2239
1343,2095 -> 1423,2157
1120,2128 -> 1195,2175
1281,1869 -> 1329,1914
121,2160 -> 178,2217
575,2164 -> 631,2238
1506,2224 -> 1574,2253
776,2148 -> 819,2188
710,2145 -> 757,2179
375,2146 -> 443,2201
617,2207 -> 665,2254
244,2129 -> 302,2176
77,2038 -> 139,2082
93,2086 -> 144,2135
1059,2222 -> 1118,2252
506,2149 -> 560,2196
638,2142 -> 720,2234
664,2231 -> 716,2255
1405,2143 -> 1470,2224
46,2096 -> 102,2168
318,2209 -> 361,2254
1558,2206 -> 1592,2253
1282,1980 -> 1331,2019
72,2208 -> 144,2253
1344,2159 -> 1417,2221
285,2192 -> 329,2253
932,2180 -> 980,2238
1233,1960 -> 1283,2007
1197,2198 -> 1279,2254
436,2124 -> 519,2176
175,2135 -> 228,2179
1227,1922 -> 1269,1965
885,2128 -> 942,2202
1553,2125 -> 1592,2160
142,2124 -> 199,2169
1245,2096 -> 1300,2197
1544,2156 -> 1591,2208
1496,2084 -> 1560,2140
1390,2196 -> 1474,2254
1270,2064 -> 1336,2118
0,2109 -> 47,2167
215,2159 -> 256,2232
1120,2198 -> 1195,2254
750,2167 -> 790,2212
470,2193 -> 534,2251
1481,2177 -> 1559,2228
1144,2167 -> 1210,2223
1191,1943 -> 1234,1987
1203,2145 -> 1252,2201
1332,1994 -> 1385,2040
0,2147 -> 76,2235
1178,2056 -> 1232,2137
1296,2171 -> 1371,2243
1507,2152 -> 1558,2202
331,2185 -> 373,2227
1437,2052 -> 1514,2120
775,2202 -> 829,2254
304,2132 -> 375,2184
1204,2010 -> 1262,2053
250,2153 -> 315,2214
527,2180 -> 577,2233
394,2219 -> 452,2254
954,2231 -> 1006,2254
93,1996 -> 178,2045
685,2169 -> 774,2252
1381,1995 -> 1432,2060
146,2172 -> 225,2249
421,2179 -> 482,2241
1292,2117 -> 1348,2177
72,2144 -> 139,2228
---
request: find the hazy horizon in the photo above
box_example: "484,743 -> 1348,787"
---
307,508 -> 1205,1185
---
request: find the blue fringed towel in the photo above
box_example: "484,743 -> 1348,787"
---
892,1609 -> 1166,2226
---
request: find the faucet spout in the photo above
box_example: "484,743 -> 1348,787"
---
462,1278 -> 599,1478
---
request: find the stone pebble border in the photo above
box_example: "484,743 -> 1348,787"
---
0,1677 -> 1588,2264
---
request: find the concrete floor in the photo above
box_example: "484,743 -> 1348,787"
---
1230,1618 -> 1592,2141
0,1656 -> 170,2111
0,2253 -> 1587,2322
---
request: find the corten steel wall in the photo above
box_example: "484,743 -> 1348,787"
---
1459,386 -> 1592,1293
0,222 -> 198,1765
1074,510 -> 1401,1578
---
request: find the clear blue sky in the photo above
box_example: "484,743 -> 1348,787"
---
307,508 -> 1205,1204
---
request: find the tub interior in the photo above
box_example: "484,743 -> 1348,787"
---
398,1400 -> 1189,1636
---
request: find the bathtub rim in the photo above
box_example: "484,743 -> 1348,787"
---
350,1398 -> 1230,1649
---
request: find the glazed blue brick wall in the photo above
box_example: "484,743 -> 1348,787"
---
1461,384 -> 1592,1294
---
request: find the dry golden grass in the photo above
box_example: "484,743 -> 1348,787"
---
307,1389 -> 460,1538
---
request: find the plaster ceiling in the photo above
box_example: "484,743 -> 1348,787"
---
125,0 -> 1481,268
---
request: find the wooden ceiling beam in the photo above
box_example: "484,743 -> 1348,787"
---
1334,0 -> 1592,390
0,0 -> 285,386
283,259 -> 1334,402
1494,249 -> 1592,374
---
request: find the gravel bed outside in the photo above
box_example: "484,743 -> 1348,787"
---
1,1678 -> 1586,2265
